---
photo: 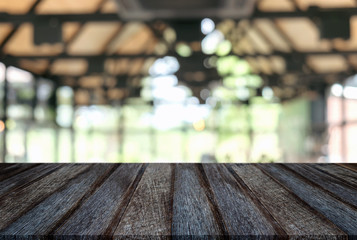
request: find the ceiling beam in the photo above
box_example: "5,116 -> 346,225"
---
53,72 -> 350,85
28,0 -> 43,13
1,51 -> 355,82
1,7 -> 357,24
0,13 -> 122,24
1,53 -> 160,62
3,49 -> 357,62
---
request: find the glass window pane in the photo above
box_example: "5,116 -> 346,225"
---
28,128 -> 55,162
156,130 -> 184,162
74,106 -> 120,131
251,133 -> 281,162
187,130 -> 217,162
345,99 -> 357,121
8,105 -> 32,119
0,131 -> 4,162
123,133 -> 151,162
88,132 -> 114,162
216,133 -> 250,162
0,82 -> 3,118
218,105 -> 248,132
328,126 -> 342,162
123,105 -> 152,130
327,96 -> 342,124
6,127 -> 26,162
346,124 -> 357,163
58,129 -> 72,163
251,103 -> 281,132
279,98 -> 310,162
75,130 -> 90,162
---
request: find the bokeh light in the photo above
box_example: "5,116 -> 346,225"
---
201,18 -> 215,35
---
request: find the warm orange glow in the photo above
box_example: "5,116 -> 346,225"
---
193,119 -> 205,131
0,120 -> 5,132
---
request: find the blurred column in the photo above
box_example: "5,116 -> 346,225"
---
70,92 -> 76,163
341,91 -> 347,162
150,124 -> 157,161
118,101 -> 124,161
2,66 -> 8,162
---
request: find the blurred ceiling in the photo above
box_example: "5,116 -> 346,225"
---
1,0 -> 357,104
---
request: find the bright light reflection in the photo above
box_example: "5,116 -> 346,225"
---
184,104 -> 210,123
187,96 -> 199,105
151,75 -> 178,88
58,86 -> 74,99
201,30 -> 224,55
149,56 -> 180,76
56,105 -> 73,128
193,119 -> 206,131
343,86 -> 357,99
152,104 -> 184,130
236,88 -> 250,101
216,40 -> 232,56
176,43 -> 192,57
201,18 -> 215,35
153,86 -> 187,102
331,83 -> 343,97
140,87 -> 153,101
233,60 -> 251,76
6,66 -> 33,83
0,62 -> 5,82
8,140 -> 25,156
151,103 -> 210,130
75,106 -> 106,128
262,86 -> 274,100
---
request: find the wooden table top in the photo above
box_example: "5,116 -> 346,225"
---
0,163 -> 356,239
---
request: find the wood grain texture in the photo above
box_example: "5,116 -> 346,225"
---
53,163 -> 146,237
114,164 -> 173,238
338,164 -> 357,172
0,164 -> 39,182
0,164 -> 90,230
285,164 -> 357,208
258,164 -> 357,238
231,164 -> 346,239
202,164 -> 285,238
0,164 -> 62,197
0,164 -> 115,235
0,163 -> 356,239
171,164 -> 226,237
312,164 -> 357,188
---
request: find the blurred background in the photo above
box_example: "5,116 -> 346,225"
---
0,0 -> 357,163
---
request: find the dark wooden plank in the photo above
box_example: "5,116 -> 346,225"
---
0,164 -> 12,168
114,163 -> 173,238
285,164 -> 357,207
0,164 -> 18,171
258,164 -> 357,237
202,164 -> 285,238
171,164 -> 226,237
231,164 -> 347,238
0,164 -> 91,230
0,163 -> 356,239
0,164 -> 116,235
53,163 -> 146,237
0,164 -> 40,182
0,164 -> 62,197
312,164 -> 357,188
338,164 -> 357,172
